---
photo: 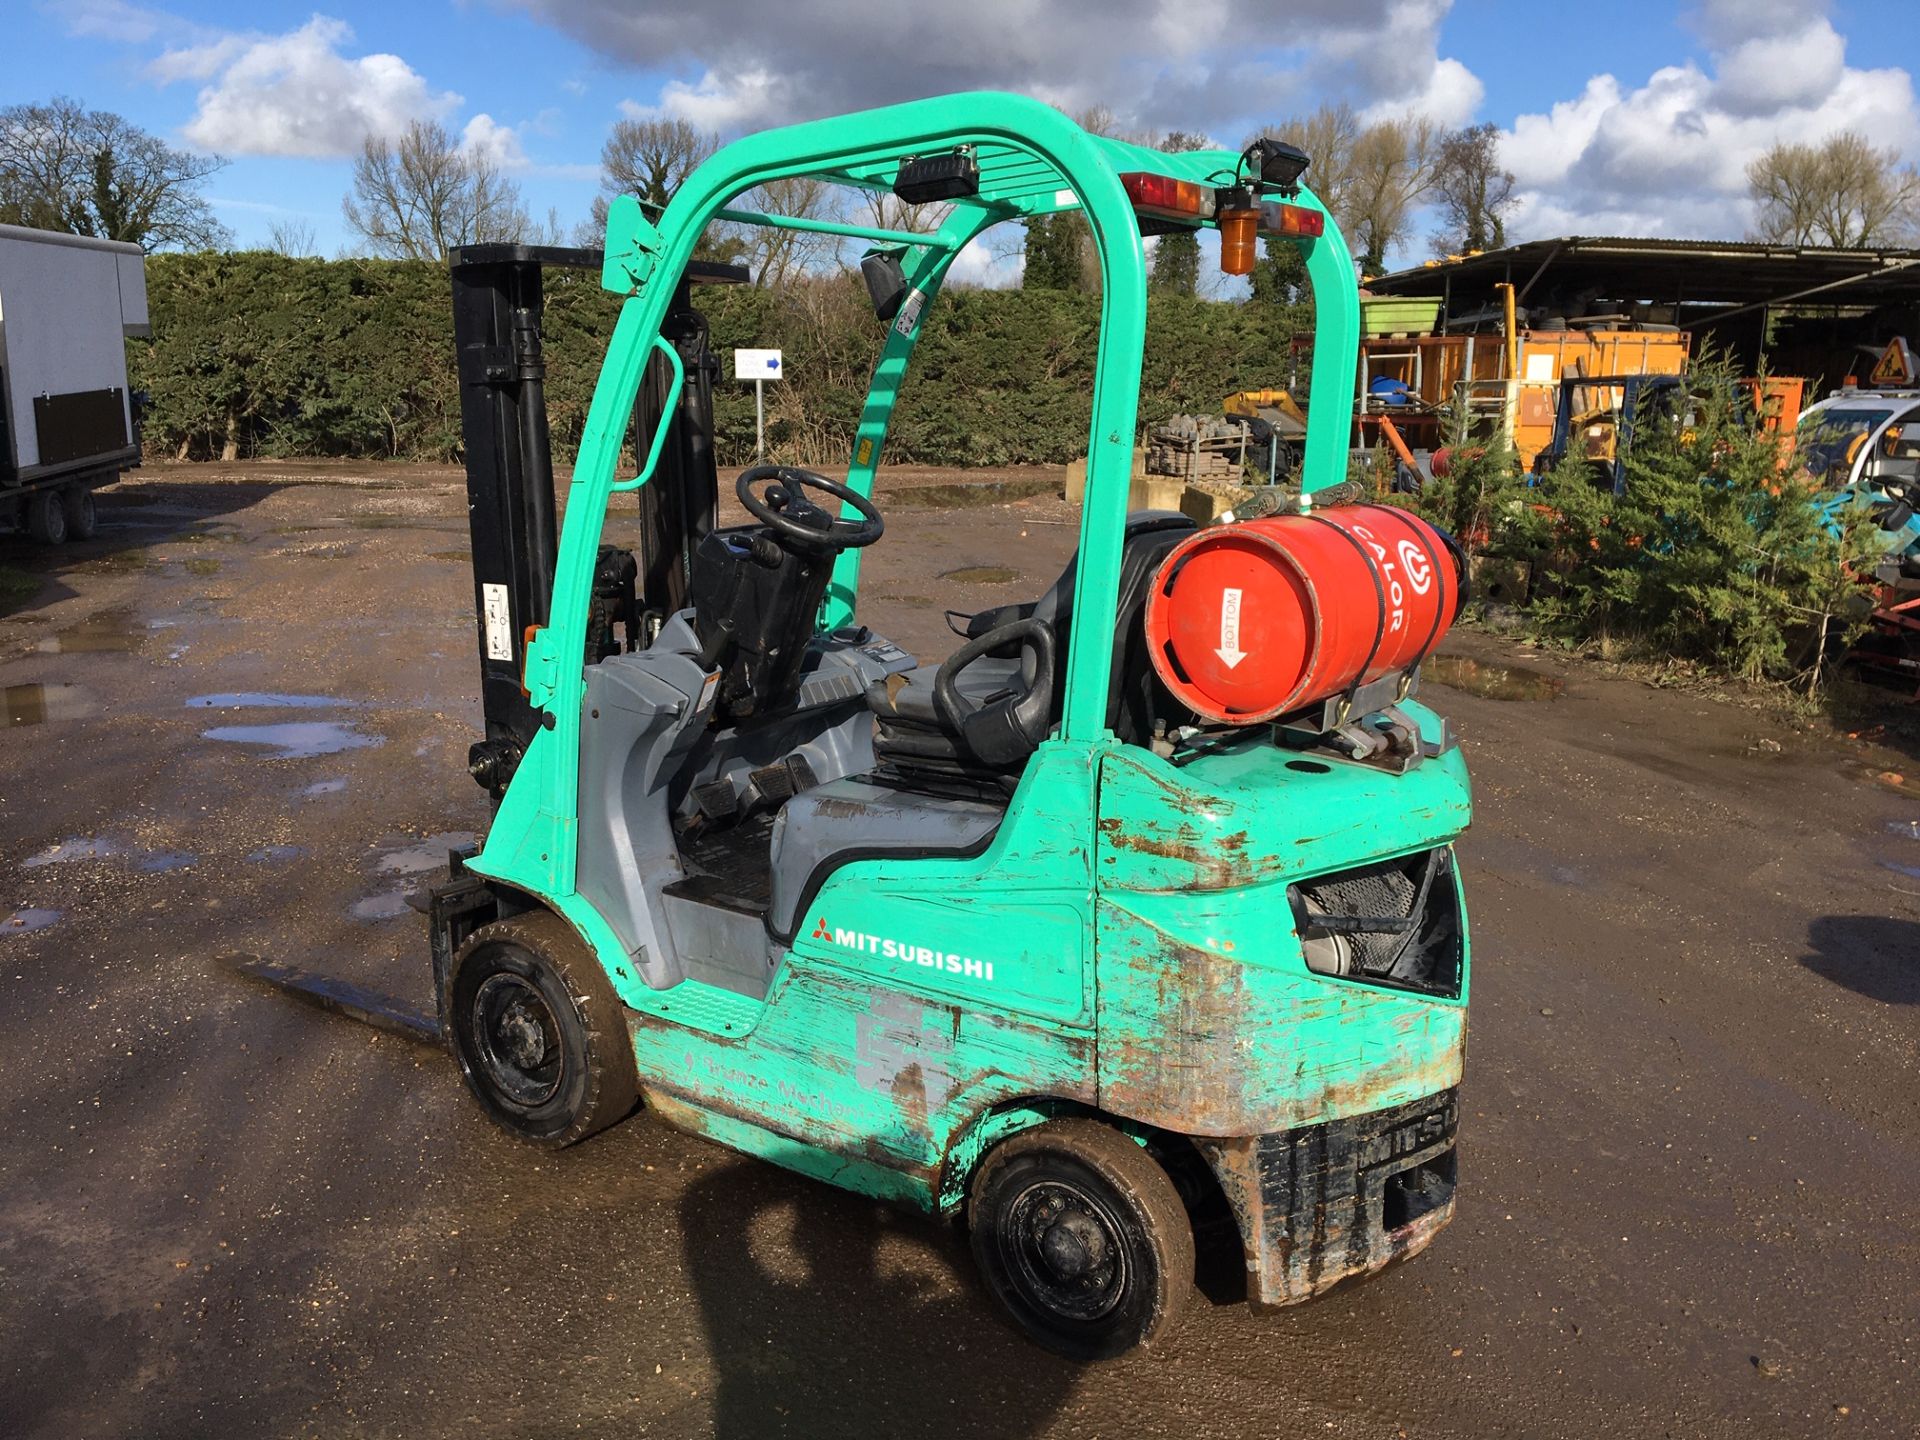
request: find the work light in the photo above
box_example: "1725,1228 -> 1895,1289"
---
1244,138 -> 1310,195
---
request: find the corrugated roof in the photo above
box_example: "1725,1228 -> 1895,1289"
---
1368,235 -> 1920,312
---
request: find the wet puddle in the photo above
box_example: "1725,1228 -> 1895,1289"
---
22,835 -> 197,872
2,684 -> 97,726
23,837 -> 120,868
38,606 -> 148,654
203,722 -> 383,759
75,552 -> 158,576
1880,860 -> 1920,882
1424,654 -> 1565,701
348,891 -> 415,922
895,479 -> 1060,509
939,565 -> 1019,585
301,778 -> 348,797
1850,766 -> 1916,795
137,850 -> 197,873
1888,820 -> 1920,840
188,692 -> 354,710
351,832 -> 477,922
247,844 -> 305,862
330,514 -> 467,534
2,908 -> 61,937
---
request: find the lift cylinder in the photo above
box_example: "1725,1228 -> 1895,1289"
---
1144,504 -> 1461,724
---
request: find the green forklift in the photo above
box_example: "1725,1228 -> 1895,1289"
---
429,91 -> 1472,1359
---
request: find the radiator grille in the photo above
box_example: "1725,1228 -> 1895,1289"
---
1289,848 -> 1463,998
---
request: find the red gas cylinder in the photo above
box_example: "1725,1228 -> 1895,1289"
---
1145,503 -> 1461,724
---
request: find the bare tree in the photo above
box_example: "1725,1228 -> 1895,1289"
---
1343,115 -> 1439,275
1748,132 -> 1920,247
265,216 -> 318,256
734,175 -> 837,286
1428,122 -> 1515,256
1248,105 -> 1439,273
1255,104 -> 1362,226
341,120 -> 529,261
600,115 -> 717,212
859,188 -> 947,236
0,96 -> 229,249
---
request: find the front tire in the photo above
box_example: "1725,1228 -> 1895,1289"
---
25,490 -> 66,545
443,911 -> 638,1148
969,1119 -> 1194,1360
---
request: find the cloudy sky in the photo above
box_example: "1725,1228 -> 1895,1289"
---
11,0 -> 1918,278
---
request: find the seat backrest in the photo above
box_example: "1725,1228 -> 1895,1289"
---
938,510 -> 1196,754
1031,511 -> 1195,741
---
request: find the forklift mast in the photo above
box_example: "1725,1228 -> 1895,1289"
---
448,244 -> 745,797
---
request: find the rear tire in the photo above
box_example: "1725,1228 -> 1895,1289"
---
25,490 -> 66,545
442,910 -> 638,1148
969,1119 -> 1194,1360
60,486 -> 98,541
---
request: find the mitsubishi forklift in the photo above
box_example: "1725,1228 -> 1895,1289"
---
431,92 -> 1473,1359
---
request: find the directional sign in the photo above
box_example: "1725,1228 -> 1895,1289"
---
734,348 -> 783,380
1870,336 -> 1915,388
1216,587 -> 1247,669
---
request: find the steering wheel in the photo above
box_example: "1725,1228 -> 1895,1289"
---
737,464 -> 884,554
934,618 -> 1057,768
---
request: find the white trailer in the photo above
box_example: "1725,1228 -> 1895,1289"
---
0,223 -> 149,544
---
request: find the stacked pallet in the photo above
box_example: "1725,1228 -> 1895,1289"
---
1145,414 -> 1250,481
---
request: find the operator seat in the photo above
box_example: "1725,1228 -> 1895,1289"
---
864,511 -> 1197,782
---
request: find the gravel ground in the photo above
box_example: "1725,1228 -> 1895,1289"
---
1,461 -> 1916,1439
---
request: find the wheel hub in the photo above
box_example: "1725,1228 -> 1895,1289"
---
1039,1210 -> 1109,1279
1007,1181 -> 1126,1322
495,1000 -> 549,1069
469,973 -> 563,1108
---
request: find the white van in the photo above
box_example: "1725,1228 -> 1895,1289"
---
0,223 -> 150,544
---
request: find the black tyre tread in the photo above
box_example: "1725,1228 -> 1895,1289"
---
26,491 -> 66,545
446,910 -> 638,1148
969,1117 -> 1195,1360
60,486 -> 98,541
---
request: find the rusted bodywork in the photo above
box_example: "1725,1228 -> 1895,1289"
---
1091,702 -> 1471,1298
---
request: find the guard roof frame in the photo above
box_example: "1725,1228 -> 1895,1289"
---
485,89 -> 1359,898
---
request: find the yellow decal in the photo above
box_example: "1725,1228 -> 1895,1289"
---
856,437 -> 875,467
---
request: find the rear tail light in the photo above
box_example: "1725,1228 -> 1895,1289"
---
1120,172 -> 1216,222
1261,202 -> 1325,238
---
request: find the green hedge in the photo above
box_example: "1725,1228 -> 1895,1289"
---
130,251 -> 1306,467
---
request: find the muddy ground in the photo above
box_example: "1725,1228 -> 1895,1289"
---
1,460 -> 1916,1439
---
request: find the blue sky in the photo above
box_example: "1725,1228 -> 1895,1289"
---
8,0 -> 1917,278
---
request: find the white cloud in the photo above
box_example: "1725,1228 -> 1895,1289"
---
1711,19 -> 1846,118
948,234 -> 1016,288
511,0 -> 1482,140
651,68 -> 784,134
1362,56 -> 1483,129
462,113 -> 529,170
159,16 -> 462,158
1499,1 -> 1920,241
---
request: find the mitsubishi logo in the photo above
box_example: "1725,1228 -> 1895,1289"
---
811,914 -> 832,941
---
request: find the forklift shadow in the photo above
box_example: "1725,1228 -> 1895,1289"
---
1800,914 -> 1920,1004
680,1163 -> 1079,1438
